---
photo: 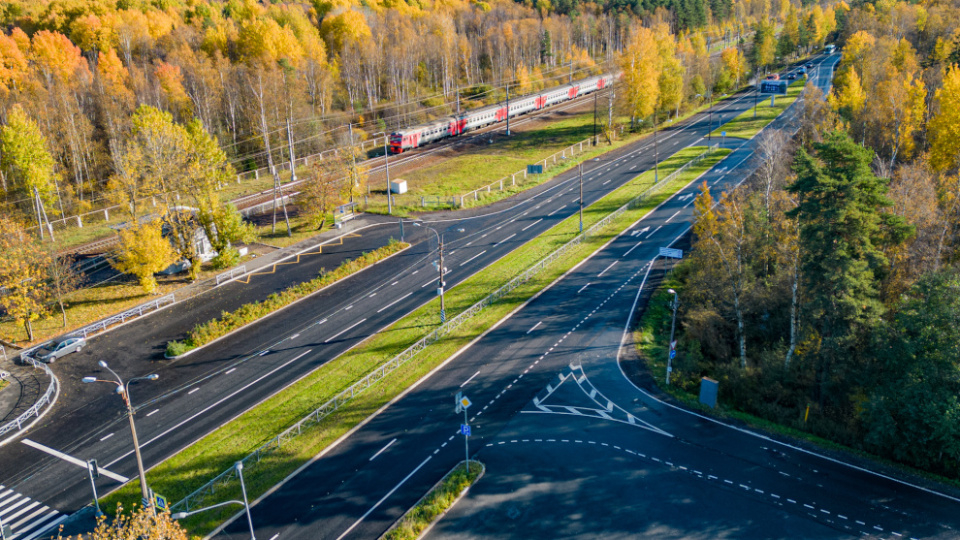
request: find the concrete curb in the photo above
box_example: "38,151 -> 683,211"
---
380,460 -> 486,540
164,242 -> 411,360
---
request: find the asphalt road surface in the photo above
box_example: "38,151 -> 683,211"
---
4,55 -> 838,540
208,52 -> 953,540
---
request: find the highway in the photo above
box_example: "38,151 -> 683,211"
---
209,53 -> 955,540
3,56 -> 834,540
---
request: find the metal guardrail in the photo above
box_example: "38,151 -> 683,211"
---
170,144 -> 720,513
459,136 -> 597,206
69,294 -> 176,339
0,355 -> 58,440
216,266 -> 247,286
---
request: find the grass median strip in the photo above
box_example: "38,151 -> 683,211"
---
383,461 -> 484,540
101,146 -> 730,537
710,79 -> 805,140
165,239 -> 409,357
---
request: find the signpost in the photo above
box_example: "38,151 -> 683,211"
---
527,164 -> 544,175
759,80 -> 788,95
659,247 -> 683,259
455,393 -> 473,472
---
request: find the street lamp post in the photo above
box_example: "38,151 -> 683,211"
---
666,289 -> 678,385
372,131 -> 392,214
412,222 -> 463,324
560,156 -> 584,233
82,362 -> 158,511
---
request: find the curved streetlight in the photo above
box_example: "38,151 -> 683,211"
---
172,461 -> 255,539
560,156 -> 584,233
410,222 -> 465,324
82,361 -> 158,510
666,289 -> 679,385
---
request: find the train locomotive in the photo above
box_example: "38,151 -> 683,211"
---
388,73 -> 617,154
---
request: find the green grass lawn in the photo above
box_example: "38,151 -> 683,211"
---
384,461 -> 484,540
99,146 -> 730,537
710,79 -> 805,140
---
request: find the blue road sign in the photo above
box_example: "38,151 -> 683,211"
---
461,424 -> 471,436
527,164 -> 544,175
721,131 -> 726,137
669,349 -> 677,360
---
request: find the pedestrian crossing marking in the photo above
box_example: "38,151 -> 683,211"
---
0,485 -> 64,540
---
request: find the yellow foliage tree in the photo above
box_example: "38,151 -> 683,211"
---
619,26 -> 660,124
0,32 -> 28,96
829,67 -> 866,119
320,9 -> 372,52
111,220 -> 177,294
720,47 -> 746,88
0,216 -> 50,342
55,505 -> 189,540
929,65 -> 960,173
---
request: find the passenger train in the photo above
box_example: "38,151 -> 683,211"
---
388,73 -> 617,154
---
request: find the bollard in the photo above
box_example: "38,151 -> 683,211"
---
512,174 -> 515,186
76,216 -> 82,228
255,169 -> 259,180
499,179 -> 503,190
104,208 -> 109,220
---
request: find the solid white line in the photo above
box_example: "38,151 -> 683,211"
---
460,370 -> 481,387
146,409 -> 159,417
377,292 -> 414,313
597,260 -> 618,277
526,321 -> 542,334
577,283 -> 591,294
623,241 -> 643,257
335,455 -> 433,540
99,433 -> 114,442
495,233 -> 516,246
521,219 -> 543,231
369,438 -> 397,461
105,349 -> 313,468
23,439 -> 129,483
324,319 -> 368,343
665,210 -> 681,223
460,250 -> 487,267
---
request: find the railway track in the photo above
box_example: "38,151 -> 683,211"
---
64,88 -> 609,257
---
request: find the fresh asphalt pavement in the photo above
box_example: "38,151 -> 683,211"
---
209,53 -> 938,540
4,56 -> 829,540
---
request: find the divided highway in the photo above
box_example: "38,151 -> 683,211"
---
207,54 -> 905,540
2,56 -> 832,540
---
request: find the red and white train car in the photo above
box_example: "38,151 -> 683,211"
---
389,73 -> 616,154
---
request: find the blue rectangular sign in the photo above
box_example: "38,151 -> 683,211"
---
461,424 -> 471,436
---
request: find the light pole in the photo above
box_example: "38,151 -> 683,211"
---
412,222 -> 464,324
372,131 -> 392,214
560,156 -> 584,233
666,288 -> 678,385
172,463 -> 256,540
82,362 -> 158,511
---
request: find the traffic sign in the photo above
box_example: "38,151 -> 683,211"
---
459,396 -> 472,410
721,131 -> 726,137
669,349 -> 677,360
759,80 -> 788,95
154,493 -> 168,511
527,164 -> 544,175
659,247 -> 683,259
461,424 -> 471,436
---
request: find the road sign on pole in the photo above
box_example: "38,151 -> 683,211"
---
759,80 -> 788,95
659,247 -> 683,259
461,424 -> 471,436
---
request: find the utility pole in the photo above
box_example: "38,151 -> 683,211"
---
438,236 -> 446,324
653,109 -> 659,182
505,84 -> 511,136
578,161 -> 583,234
384,136 -> 392,214
593,90 -> 598,145
286,119 -> 297,183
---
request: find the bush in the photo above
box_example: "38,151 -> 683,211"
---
166,340 -> 190,357
211,247 -> 241,270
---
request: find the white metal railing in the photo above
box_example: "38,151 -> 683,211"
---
459,136 -> 598,206
68,294 -> 176,339
169,144 -> 719,513
216,266 -> 248,286
0,355 -> 58,440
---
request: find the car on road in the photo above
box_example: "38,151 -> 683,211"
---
30,336 -> 86,363
786,73 -> 796,80
806,63 -> 814,68
765,73 -> 780,80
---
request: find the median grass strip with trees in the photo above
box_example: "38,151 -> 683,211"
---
165,239 -> 410,357
101,146 -> 730,536
709,78 -> 805,139
382,461 -> 484,540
